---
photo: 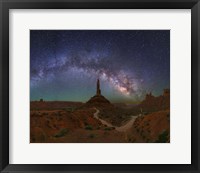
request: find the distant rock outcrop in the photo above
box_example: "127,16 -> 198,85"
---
139,89 -> 170,113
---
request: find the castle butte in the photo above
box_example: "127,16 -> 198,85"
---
86,79 -> 112,107
139,89 -> 170,112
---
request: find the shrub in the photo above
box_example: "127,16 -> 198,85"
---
54,128 -> 69,138
84,122 -> 88,126
85,125 -> 93,130
104,127 -> 110,130
88,134 -> 96,138
131,138 -> 136,142
104,127 -> 113,131
156,130 -> 169,143
146,139 -> 150,142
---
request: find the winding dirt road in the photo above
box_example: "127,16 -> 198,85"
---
93,108 -> 138,132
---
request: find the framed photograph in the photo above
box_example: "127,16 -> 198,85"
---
0,0 -> 199,172
29,29 -> 170,144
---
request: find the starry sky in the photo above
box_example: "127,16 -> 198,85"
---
30,30 -> 170,103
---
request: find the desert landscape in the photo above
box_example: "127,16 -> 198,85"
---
30,30 -> 170,143
30,79 -> 170,143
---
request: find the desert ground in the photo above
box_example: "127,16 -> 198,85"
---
30,90 -> 170,143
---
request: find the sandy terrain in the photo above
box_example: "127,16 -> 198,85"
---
30,100 -> 170,143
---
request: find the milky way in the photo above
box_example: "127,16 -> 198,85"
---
30,30 -> 170,103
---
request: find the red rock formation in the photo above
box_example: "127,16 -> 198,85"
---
86,79 -> 112,108
139,89 -> 170,113
128,109 -> 170,143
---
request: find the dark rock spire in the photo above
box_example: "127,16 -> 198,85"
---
86,78 -> 111,106
96,78 -> 101,96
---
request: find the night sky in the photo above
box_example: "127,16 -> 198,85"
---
30,30 -> 170,103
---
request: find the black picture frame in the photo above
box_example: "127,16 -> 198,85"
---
0,0 -> 200,172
